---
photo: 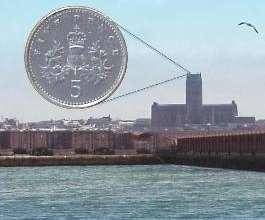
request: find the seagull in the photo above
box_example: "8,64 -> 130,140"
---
238,22 -> 259,34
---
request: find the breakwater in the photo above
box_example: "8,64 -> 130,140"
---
0,154 -> 162,167
1,154 -> 265,172
156,132 -> 265,171
1,131 -> 265,171
159,153 -> 265,172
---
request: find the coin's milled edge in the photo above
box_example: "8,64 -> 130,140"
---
24,6 -> 128,109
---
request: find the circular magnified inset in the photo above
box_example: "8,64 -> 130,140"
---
25,6 -> 128,108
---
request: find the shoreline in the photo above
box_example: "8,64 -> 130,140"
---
0,154 -> 163,167
161,154 -> 265,172
1,154 -> 265,172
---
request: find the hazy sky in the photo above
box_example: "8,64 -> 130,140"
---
1,0 -> 265,121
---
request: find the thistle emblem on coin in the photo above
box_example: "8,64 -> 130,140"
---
25,7 -> 127,108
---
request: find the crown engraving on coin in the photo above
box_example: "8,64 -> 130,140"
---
25,7 -> 127,108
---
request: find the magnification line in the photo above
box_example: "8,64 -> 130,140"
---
115,23 -> 191,74
103,73 -> 187,103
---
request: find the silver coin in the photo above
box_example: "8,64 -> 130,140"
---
25,6 -> 127,108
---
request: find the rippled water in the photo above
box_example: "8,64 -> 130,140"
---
1,165 -> 265,219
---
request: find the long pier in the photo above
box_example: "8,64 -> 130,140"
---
156,131 -> 265,171
1,130 -> 265,171
157,132 -> 265,155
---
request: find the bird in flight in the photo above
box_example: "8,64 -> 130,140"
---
238,22 -> 259,34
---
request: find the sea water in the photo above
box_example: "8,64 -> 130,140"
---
1,165 -> 265,219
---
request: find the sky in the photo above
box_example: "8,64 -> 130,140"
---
0,0 -> 265,121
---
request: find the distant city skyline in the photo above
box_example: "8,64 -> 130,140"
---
1,0 -> 265,121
